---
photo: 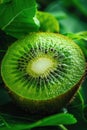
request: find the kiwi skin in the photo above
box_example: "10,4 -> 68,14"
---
9,74 -> 85,116
1,32 -> 86,115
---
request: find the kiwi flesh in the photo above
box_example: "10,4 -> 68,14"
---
36,11 -> 59,33
1,32 -> 86,115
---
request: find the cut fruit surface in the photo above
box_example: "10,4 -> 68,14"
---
1,32 -> 86,114
26,55 -> 57,78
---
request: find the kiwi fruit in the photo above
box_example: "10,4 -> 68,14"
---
1,32 -> 86,115
36,11 -> 59,33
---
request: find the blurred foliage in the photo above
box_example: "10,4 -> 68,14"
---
44,0 -> 87,33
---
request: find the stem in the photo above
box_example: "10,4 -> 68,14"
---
58,124 -> 68,130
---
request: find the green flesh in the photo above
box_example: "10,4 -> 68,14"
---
1,32 -> 86,100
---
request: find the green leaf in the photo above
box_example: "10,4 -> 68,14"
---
76,31 -> 87,41
0,0 -> 40,38
72,0 -> 87,16
65,31 -> 87,41
31,113 -> 77,126
36,11 -> 59,33
0,112 -> 77,130
12,113 -> 77,130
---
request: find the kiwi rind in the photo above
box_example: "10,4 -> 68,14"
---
36,11 -> 59,33
9,73 -> 85,115
1,32 -> 86,115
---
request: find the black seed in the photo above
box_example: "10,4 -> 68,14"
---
45,49 -> 48,54
50,48 -> 54,52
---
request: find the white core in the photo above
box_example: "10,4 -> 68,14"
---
31,57 -> 53,75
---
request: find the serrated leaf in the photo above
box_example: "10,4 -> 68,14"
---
0,0 -> 40,38
34,113 -> 77,126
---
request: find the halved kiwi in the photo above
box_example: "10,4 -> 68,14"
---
1,32 -> 86,115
